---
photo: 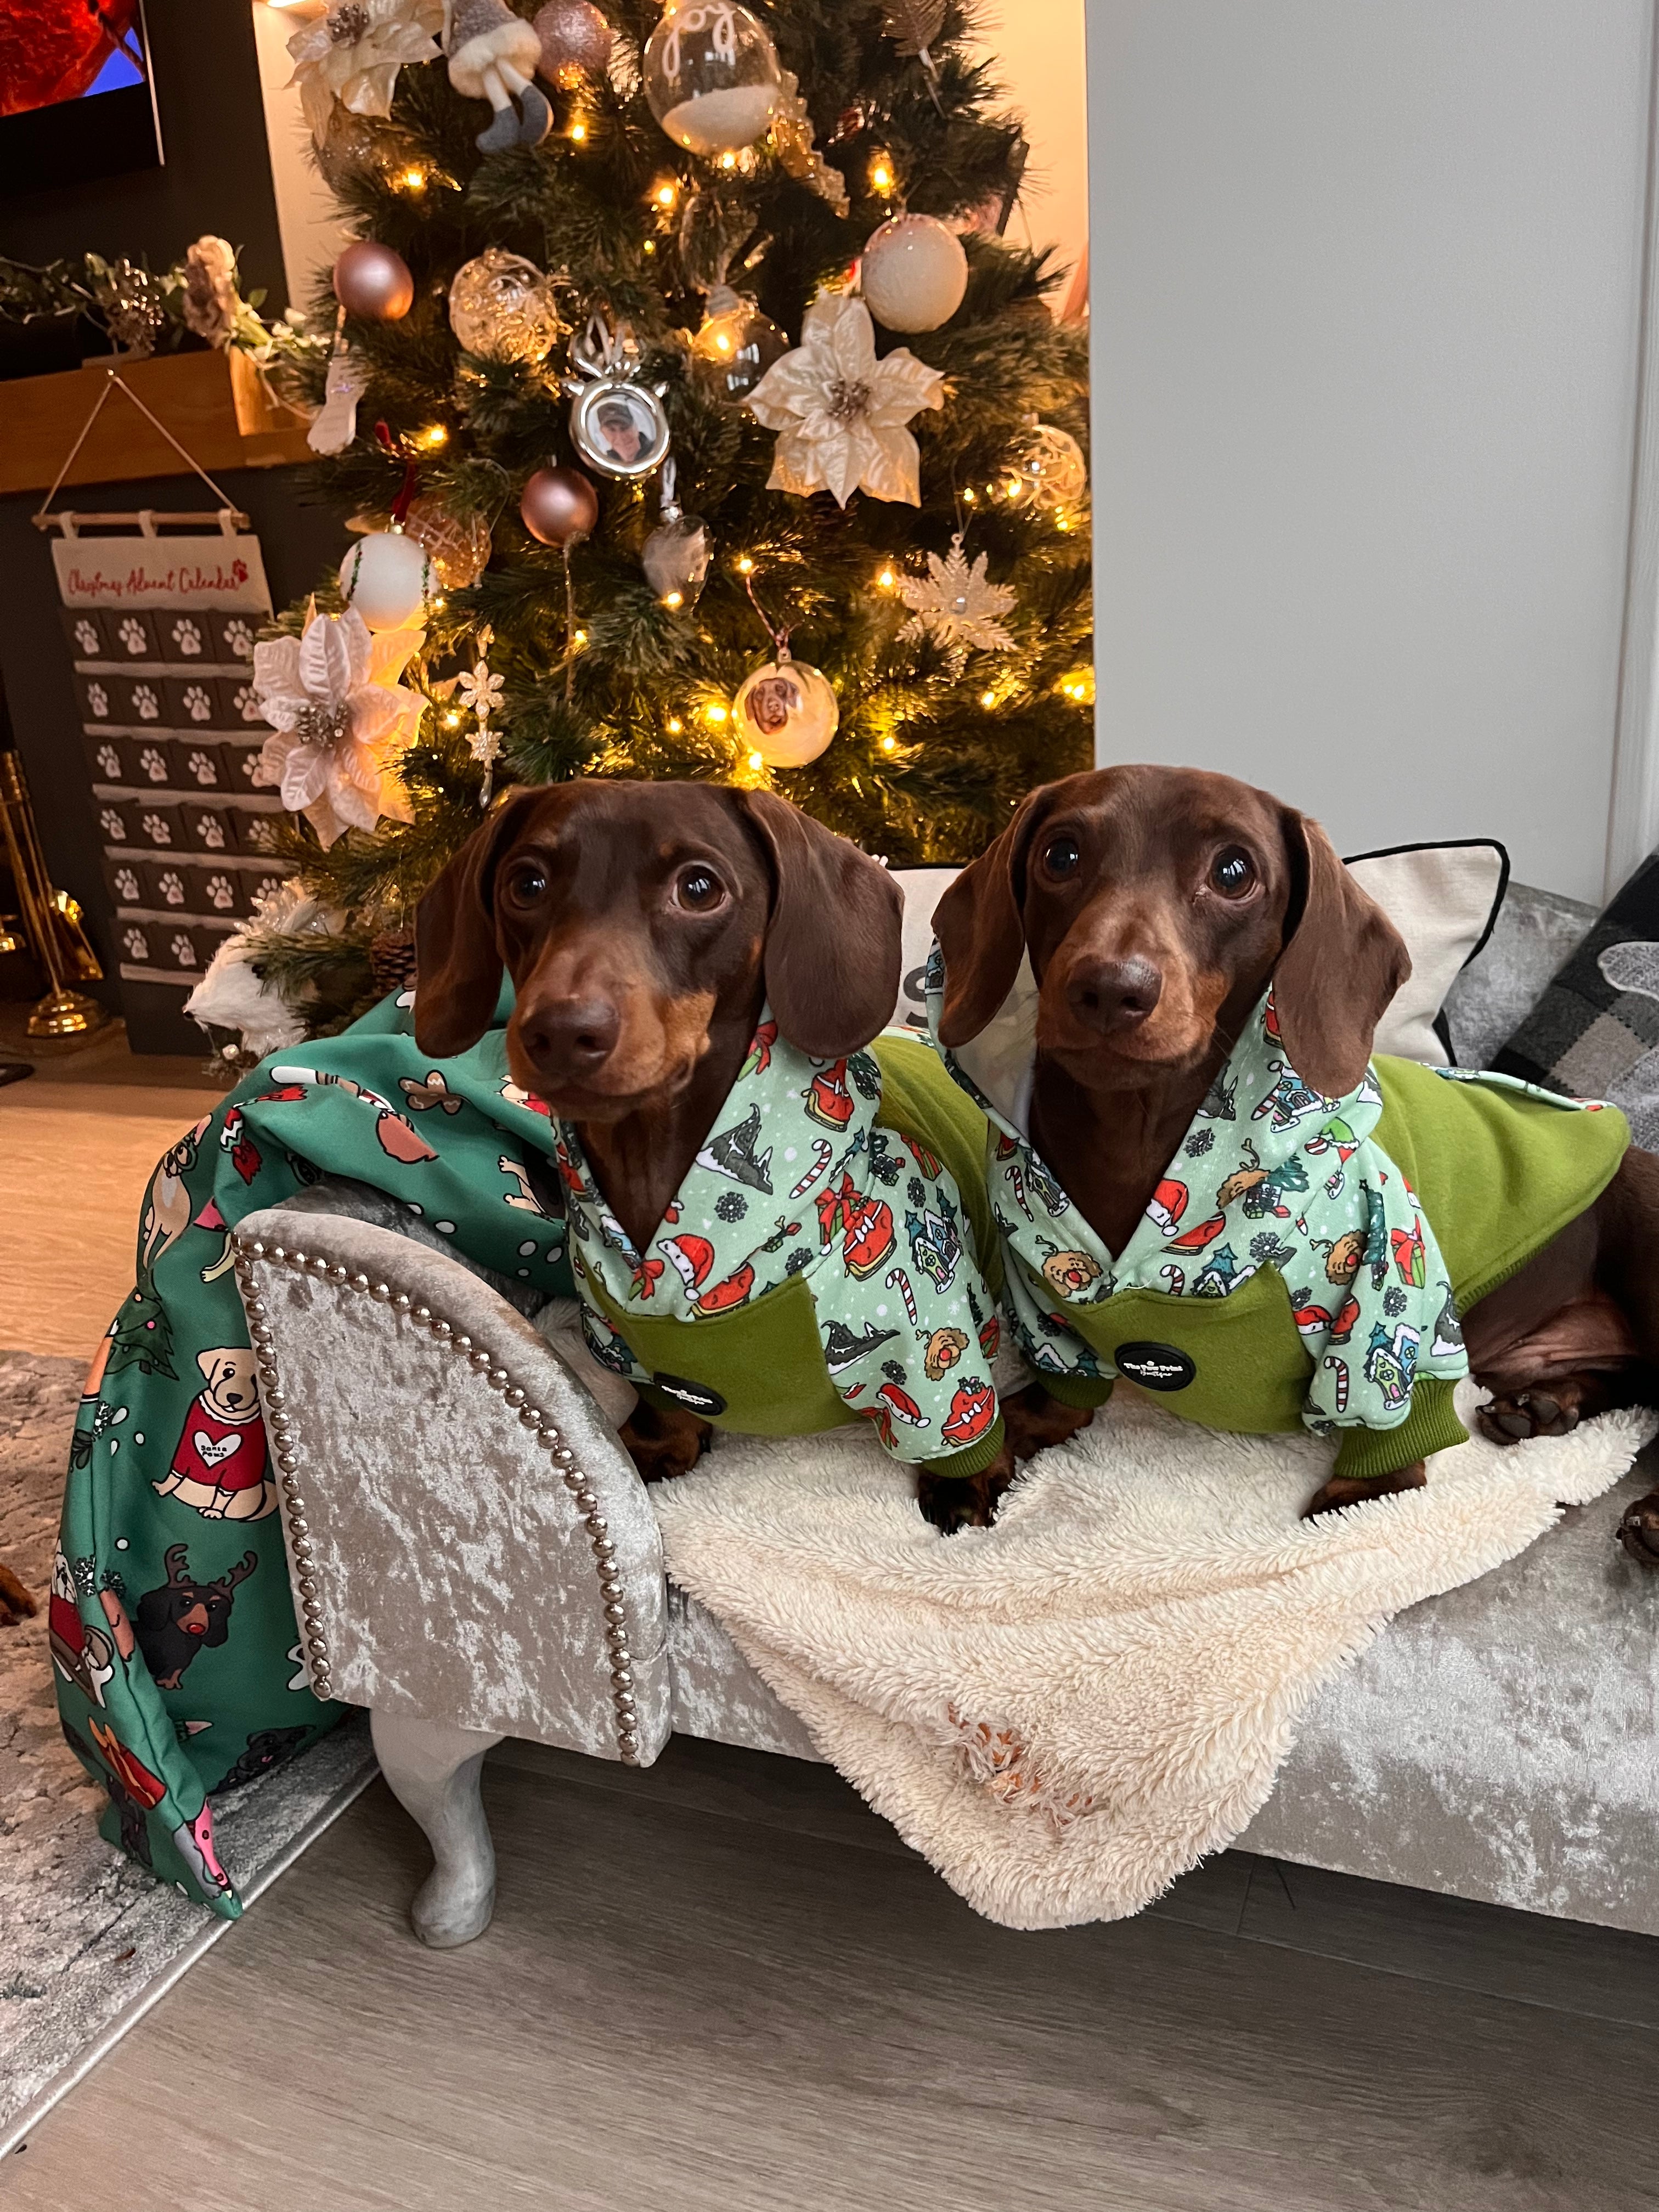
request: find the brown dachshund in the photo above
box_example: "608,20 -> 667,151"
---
413,779 -> 1019,1529
933,764 -> 1659,1557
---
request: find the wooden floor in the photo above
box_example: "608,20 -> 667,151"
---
10,1733 -> 1659,2212
0,1013 -> 223,1361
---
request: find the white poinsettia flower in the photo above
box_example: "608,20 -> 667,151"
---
251,605 -> 425,849
747,292 -> 947,508
286,0 -> 445,143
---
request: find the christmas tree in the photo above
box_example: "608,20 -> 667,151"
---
247,0 -> 1092,1032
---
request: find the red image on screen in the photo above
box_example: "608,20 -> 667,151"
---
0,1 -> 145,120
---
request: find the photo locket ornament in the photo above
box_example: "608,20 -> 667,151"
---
565,312 -> 673,481
730,564 -> 837,767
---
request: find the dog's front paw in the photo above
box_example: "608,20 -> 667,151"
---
1002,1383 -> 1096,1463
1302,1462 -> 1427,1521
1478,1389 -> 1581,1444
0,1561 -> 37,1628
619,1400 -> 712,1485
916,1459 -> 1015,1536
1617,1488 -> 1659,1567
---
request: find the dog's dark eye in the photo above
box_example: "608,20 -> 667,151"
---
1041,834 -> 1082,879
674,865 -> 726,913
1210,847 -> 1256,897
503,863 -> 548,909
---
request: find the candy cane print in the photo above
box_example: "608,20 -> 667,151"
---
1158,1263 -> 1185,1296
1322,1353 -> 1349,1412
789,1138 -> 833,1198
885,1267 -> 918,1326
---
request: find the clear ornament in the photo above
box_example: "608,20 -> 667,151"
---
403,495 -> 493,590
641,458 -> 710,607
733,654 -> 838,768
1003,420 -> 1088,515
691,283 -> 788,402
448,248 -> 562,363
644,1 -> 783,157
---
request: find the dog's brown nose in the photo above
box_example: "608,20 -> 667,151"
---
520,995 -> 620,1072
1066,955 -> 1163,1034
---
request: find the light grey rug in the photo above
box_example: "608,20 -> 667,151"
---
0,1351 -> 377,2155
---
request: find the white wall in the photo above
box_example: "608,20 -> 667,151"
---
251,1 -> 353,315
1085,0 -> 1655,902
974,0 -> 1088,305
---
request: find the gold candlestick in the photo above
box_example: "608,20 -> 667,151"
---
0,751 -> 106,1039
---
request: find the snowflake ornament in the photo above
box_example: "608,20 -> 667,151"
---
250,604 -> 425,848
746,292 -> 946,507
896,533 -> 1017,652
458,626 -> 506,802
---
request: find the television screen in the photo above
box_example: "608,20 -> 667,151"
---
0,1 -> 163,195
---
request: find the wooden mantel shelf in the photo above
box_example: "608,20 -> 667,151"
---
0,347 -> 314,498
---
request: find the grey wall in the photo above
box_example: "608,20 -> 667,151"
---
1085,0 -> 1654,902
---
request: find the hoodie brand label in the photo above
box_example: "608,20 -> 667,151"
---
652,1373 -> 727,1418
1113,1341 -> 1197,1392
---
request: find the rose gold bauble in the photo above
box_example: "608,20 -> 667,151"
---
532,0 -> 613,86
332,240 -> 415,323
520,466 -> 600,546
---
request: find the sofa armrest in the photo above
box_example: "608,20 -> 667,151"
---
231,1207 -> 668,1767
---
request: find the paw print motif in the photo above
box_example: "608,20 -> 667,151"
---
86,682 -> 110,721
138,746 -> 167,782
243,815 -> 279,850
185,749 -> 217,785
94,742 -> 121,778
182,685 -> 212,723
234,684 -> 264,724
157,870 -> 185,907
203,873 -> 236,911
117,617 -> 148,656
98,807 -> 127,840
170,617 -> 203,657
72,618 -> 99,656
251,873 -> 286,905
121,926 -> 150,960
194,816 -> 227,850
140,812 -> 172,847
169,933 -> 198,968
132,684 -> 160,721
113,866 -> 140,903
222,617 -> 254,659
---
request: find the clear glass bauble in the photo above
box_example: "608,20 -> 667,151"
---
732,657 -> 838,767
1003,421 -> 1088,514
403,496 -> 493,591
643,1 -> 783,157
448,249 -> 562,364
691,284 -> 788,401
641,512 -> 711,607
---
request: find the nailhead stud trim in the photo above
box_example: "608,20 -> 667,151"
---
232,1227 -> 643,1760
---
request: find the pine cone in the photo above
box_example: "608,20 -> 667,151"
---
370,928 -> 418,995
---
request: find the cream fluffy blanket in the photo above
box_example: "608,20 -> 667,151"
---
651,1383 -> 1655,1930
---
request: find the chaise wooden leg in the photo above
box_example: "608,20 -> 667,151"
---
370,1709 -> 505,1949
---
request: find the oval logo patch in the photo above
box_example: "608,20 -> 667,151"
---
1114,1341 -> 1197,1392
652,1373 -> 727,1418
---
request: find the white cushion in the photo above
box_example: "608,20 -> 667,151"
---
888,840 -> 1509,1068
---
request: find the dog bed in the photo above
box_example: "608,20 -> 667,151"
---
652,1382 -> 1655,1931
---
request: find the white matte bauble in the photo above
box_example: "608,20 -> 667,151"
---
338,530 -> 432,630
644,1 -> 783,156
733,657 -> 838,767
858,213 -> 968,333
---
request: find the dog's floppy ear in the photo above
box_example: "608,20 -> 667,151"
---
930,791 -> 1048,1047
1272,809 -> 1410,1098
729,789 -> 902,1057
414,788 -> 545,1059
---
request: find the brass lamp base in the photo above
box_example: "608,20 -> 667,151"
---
27,986 -> 107,1039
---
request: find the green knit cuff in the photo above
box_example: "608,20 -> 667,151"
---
918,1415 -> 1006,1481
1035,1370 -> 1117,1412
1331,1377 -> 1469,1484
